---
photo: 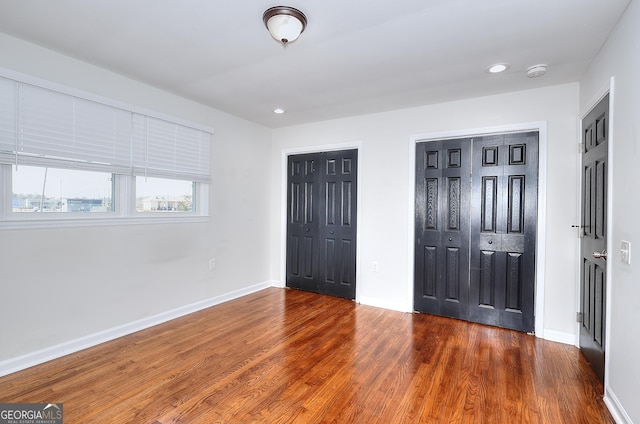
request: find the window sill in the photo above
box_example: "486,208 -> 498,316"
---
0,214 -> 209,230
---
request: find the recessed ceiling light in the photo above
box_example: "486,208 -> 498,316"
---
487,63 -> 510,74
526,64 -> 547,78
273,108 -> 285,114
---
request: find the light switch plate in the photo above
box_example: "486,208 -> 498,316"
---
620,240 -> 631,265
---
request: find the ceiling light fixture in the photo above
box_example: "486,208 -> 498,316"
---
526,64 -> 547,78
487,63 -> 510,74
273,108 -> 285,114
263,6 -> 307,46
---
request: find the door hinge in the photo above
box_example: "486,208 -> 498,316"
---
579,142 -> 586,154
576,312 -> 583,323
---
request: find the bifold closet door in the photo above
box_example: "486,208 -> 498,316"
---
287,149 -> 358,300
415,132 -> 538,333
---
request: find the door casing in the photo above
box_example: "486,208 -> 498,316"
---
409,122 -> 548,335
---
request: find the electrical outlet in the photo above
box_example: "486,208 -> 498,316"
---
209,258 -> 217,270
372,261 -> 378,272
620,241 -> 631,265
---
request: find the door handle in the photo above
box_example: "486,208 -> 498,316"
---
592,250 -> 607,261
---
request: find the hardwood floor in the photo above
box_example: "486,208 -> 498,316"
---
0,288 -> 613,423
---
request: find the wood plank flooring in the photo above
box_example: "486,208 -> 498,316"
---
0,288 -> 614,423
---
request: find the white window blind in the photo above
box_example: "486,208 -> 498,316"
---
0,75 -> 211,182
16,83 -> 133,173
133,114 -> 211,183
0,77 -> 17,165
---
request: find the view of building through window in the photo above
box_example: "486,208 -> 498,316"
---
135,177 -> 194,212
11,167 -> 195,214
12,166 -> 113,213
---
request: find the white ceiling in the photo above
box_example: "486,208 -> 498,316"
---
0,0 -> 631,128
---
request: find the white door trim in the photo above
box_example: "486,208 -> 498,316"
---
408,122 -> 548,337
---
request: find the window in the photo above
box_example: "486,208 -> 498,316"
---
136,177 -> 194,213
0,71 -> 212,228
12,166 -> 114,213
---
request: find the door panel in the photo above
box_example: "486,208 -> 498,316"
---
469,132 -> 538,332
287,154 -> 320,291
580,94 -> 608,384
414,139 -> 471,320
319,149 -> 358,299
287,149 -> 358,300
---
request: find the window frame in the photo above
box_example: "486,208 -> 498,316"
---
0,166 -> 209,229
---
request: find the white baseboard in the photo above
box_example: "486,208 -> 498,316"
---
358,295 -> 413,313
268,281 -> 412,313
0,281 -> 274,378
541,329 -> 576,345
270,279 -> 286,288
604,386 -> 634,424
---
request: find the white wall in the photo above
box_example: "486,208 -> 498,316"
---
0,34 -> 272,364
270,83 -> 580,340
580,1 -> 640,422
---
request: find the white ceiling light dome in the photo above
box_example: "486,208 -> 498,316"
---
263,6 -> 307,46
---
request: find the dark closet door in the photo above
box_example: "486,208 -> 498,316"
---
287,149 -> 358,300
579,94 -> 608,384
414,139 -> 472,320
415,132 -> 538,333
468,132 -> 538,332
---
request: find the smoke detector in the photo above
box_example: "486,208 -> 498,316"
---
526,64 -> 547,78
